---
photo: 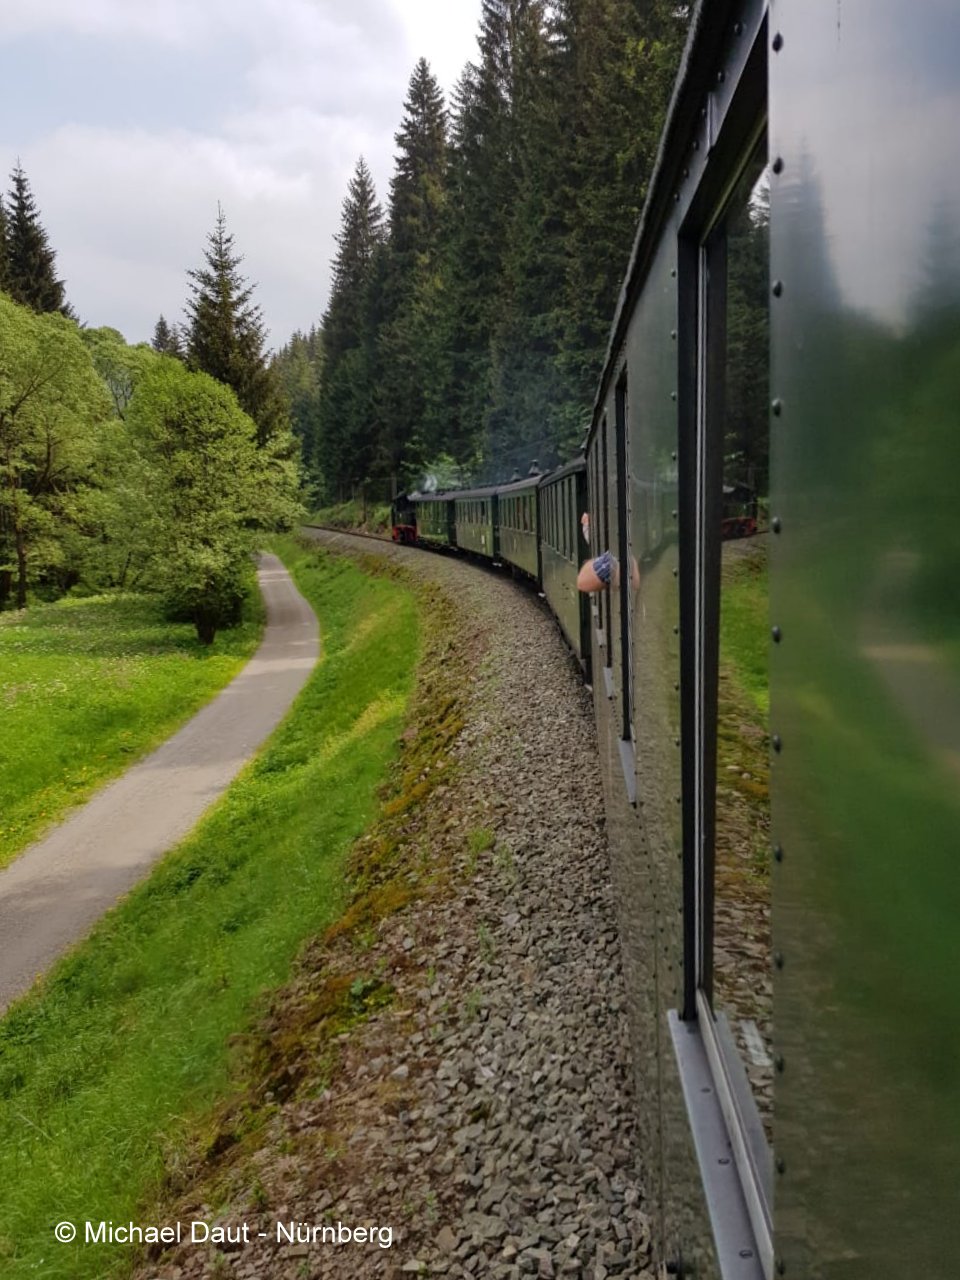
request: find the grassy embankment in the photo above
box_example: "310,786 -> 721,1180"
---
0,537 -> 420,1279
0,592 -> 263,870
308,497 -> 392,535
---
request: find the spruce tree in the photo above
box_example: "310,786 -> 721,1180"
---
436,1 -> 550,472
377,59 -> 448,484
152,316 -> 184,360
271,326 -> 324,473
552,0 -> 688,406
317,159 -> 384,499
0,195 -> 8,294
184,205 -> 289,446
5,163 -> 68,315
483,1 -> 571,467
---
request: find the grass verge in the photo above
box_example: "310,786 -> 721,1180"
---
0,536 -> 419,1279
307,498 -> 392,535
0,591 -> 262,870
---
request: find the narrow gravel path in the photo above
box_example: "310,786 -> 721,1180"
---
141,531 -> 651,1280
0,553 -> 318,1014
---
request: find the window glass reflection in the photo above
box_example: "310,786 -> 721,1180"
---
713,152 -> 772,1136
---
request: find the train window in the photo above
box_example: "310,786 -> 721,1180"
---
601,416 -> 613,665
615,374 -> 633,743
689,139 -> 772,1238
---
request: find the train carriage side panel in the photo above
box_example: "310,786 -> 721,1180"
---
539,460 -> 590,670
496,477 -> 541,580
454,488 -> 498,561
412,494 -> 455,547
770,3 -> 960,1277
585,2 -> 773,1276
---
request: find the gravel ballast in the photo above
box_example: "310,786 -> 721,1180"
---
139,531 -> 653,1280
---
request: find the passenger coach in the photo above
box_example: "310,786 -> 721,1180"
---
585,1 -> 960,1278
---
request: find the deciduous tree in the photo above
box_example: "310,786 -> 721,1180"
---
0,295 -> 110,608
125,361 -> 301,643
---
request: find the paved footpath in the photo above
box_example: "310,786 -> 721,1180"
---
0,553 -> 318,1014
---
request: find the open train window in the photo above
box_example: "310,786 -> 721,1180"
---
569,479 -> 575,559
682,133 -> 772,1267
601,416 -> 613,670
615,374 -> 633,745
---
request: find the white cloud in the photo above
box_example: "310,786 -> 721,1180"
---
0,0 -> 481,344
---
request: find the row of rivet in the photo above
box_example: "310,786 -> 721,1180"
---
772,25 -> 788,1280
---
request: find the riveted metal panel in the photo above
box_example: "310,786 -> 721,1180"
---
769,2 -> 960,1275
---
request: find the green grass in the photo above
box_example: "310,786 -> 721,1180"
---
0,537 -> 419,1279
719,545 -> 769,716
308,497 -> 392,534
716,543 -> 771,877
0,593 -> 262,869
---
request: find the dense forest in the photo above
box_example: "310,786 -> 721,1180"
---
1,0 -> 690,619
290,0 -> 690,499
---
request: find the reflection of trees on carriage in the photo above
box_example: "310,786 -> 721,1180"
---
631,467 -> 677,562
725,170 -> 770,509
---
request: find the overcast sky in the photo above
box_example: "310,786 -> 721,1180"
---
0,0 -> 481,348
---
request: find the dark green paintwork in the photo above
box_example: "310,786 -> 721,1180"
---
771,3 -> 960,1275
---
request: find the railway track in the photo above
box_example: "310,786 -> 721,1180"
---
301,524 -> 393,544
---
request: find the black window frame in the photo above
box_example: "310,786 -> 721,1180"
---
675,16 -> 772,1276
615,372 -> 632,744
